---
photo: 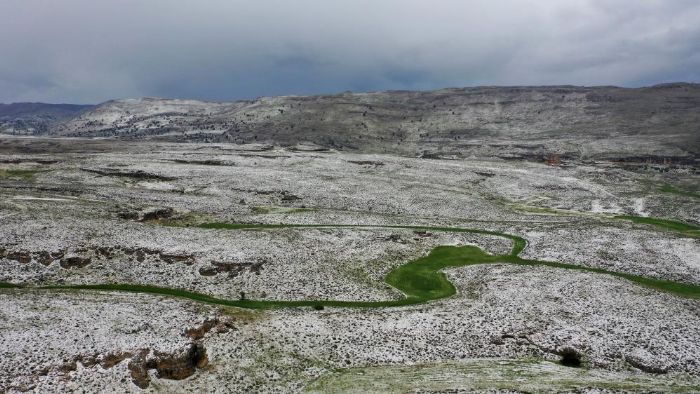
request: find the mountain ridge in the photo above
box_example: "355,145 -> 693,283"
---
2,84 -> 699,162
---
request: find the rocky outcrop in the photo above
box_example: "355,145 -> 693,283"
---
198,259 -> 266,277
0,244 -> 196,269
127,343 -> 208,388
2,248 -> 92,269
184,317 -> 235,340
6,250 -> 31,264
59,256 -> 92,269
625,349 -> 670,374
118,206 -> 176,222
152,343 -> 209,380
140,207 -> 176,222
46,342 -> 216,389
82,167 -> 176,181
159,252 -> 195,265
348,160 -> 385,167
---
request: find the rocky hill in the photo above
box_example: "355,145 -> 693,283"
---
0,103 -> 93,135
5,84 -> 700,162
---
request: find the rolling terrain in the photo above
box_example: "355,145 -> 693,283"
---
0,103 -> 93,135
3,84 -> 699,162
0,85 -> 698,392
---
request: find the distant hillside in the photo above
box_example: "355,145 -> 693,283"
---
0,103 -> 94,135
4,84 -> 700,162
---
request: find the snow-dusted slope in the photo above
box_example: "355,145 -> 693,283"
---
54,97 -> 236,137
17,84 -> 700,161
0,103 -> 93,135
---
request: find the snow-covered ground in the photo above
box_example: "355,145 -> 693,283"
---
0,140 -> 698,392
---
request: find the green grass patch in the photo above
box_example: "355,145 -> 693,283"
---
385,245 -> 495,301
155,212 -> 215,228
615,215 -> 700,237
0,168 -> 43,180
659,184 -> 700,199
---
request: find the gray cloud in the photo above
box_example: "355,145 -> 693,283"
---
1,0 -> 699,103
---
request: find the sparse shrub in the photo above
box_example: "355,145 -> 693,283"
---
559,348 -> 583,367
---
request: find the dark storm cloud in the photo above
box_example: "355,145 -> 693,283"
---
1,0 -> 699,103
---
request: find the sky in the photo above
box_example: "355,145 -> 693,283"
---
1,0 -> 699,104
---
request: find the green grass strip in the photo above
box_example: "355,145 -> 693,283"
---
1,222 -> 698,308
659,184 -> 700,199
615,215 -> 700,237
0,168 -> 43,180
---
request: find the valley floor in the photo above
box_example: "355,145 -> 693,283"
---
0,137 -> 698,393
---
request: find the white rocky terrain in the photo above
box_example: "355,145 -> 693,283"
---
3,84 -> 699,163
0,132 -> 698,392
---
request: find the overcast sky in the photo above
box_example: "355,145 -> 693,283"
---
1,0 -> 699,104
